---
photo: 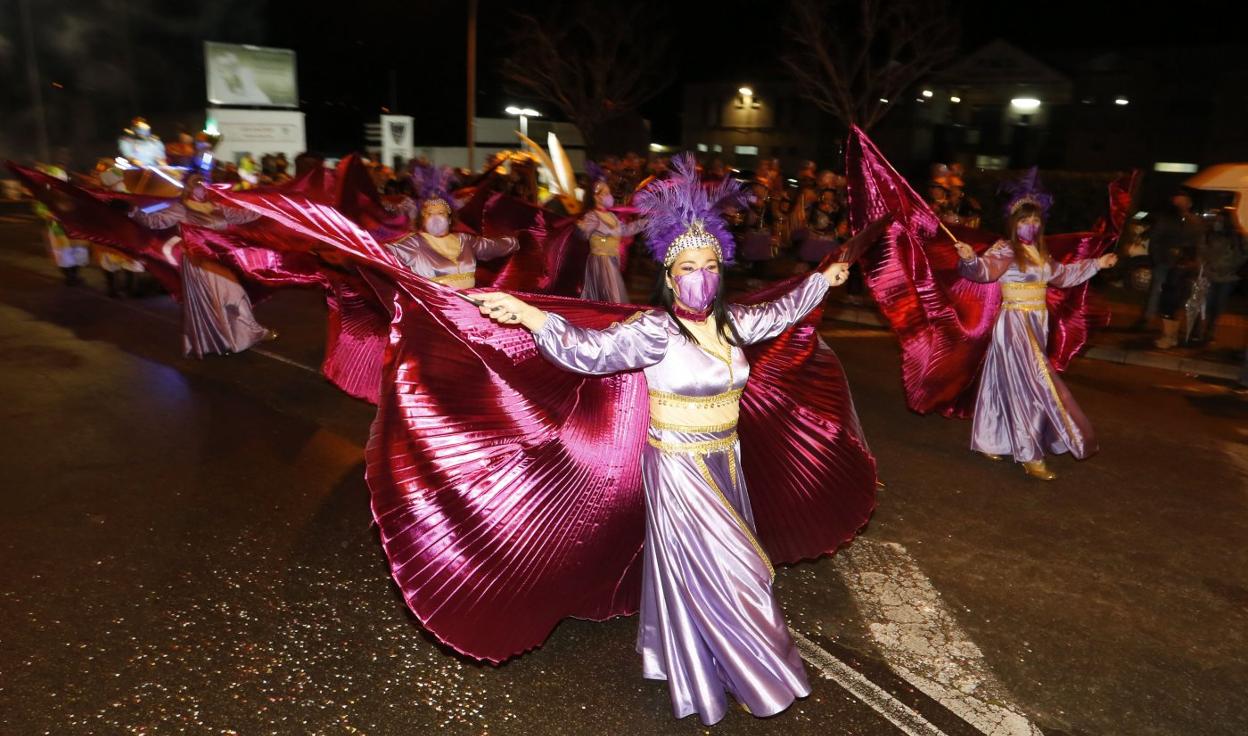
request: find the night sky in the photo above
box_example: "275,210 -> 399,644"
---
0,0 -> 1235,158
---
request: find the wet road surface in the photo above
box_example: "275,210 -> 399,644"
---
2,209 -> 1246,735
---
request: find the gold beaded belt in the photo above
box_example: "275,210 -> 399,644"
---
648,388 -> 742,432
649,417 -> 739,433
648,388 -> 742,409
646,432 -> 738,455
1001,281 -> 1048,311
589,235 -> 620,257
431,271 -> 475,289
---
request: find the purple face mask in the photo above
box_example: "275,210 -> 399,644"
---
673,268 -> 720,313
425,214 -> 450,237
1017,222 -> 1041,244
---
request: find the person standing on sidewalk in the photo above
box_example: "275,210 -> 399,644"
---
1141,192 -> 1204,346
1194,208 -> 1247,345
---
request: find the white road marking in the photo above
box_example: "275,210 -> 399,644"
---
792,630 -> 952,736
833,540 -> 1043,736
250,347 -> 319,374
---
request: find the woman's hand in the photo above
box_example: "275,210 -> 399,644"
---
1097,253 -> 1118,269
476,292 -> 547,331
954,241 -> 975,261
822,261 -> 850,287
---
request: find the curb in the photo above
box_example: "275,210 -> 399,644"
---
822,303 -> 1243,382
1080,345 -> 1241,380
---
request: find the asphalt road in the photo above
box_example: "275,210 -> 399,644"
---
2,209 -> 1246,736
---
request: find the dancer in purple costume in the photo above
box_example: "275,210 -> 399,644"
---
953,172 -> 1117,480
475,154 -> 852,723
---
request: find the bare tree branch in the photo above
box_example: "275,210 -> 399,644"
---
782,0 -> 958,131
501,1 -> 675,150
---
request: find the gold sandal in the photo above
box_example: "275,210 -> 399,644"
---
1022,460 -> 1056,481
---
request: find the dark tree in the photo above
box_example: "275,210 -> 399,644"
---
500,2 -> 674,151
782,0 -> 958,131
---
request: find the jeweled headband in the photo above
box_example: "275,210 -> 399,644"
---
662,220 -> 722,267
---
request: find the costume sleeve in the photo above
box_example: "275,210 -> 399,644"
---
464,233 -> 519,261
532,311 -> 670,375
620,217 -> 646,237
958,241 -> 1014,283
1048,258 -> 1101,288
129,202 -> 185,230
576,211 -> 600,235
216,204 -> 263,226
728,271 -> 830,345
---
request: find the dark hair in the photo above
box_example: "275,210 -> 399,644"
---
651,262 -> 743,347
582,178 -> 608,213
1007,201 -> 1049,270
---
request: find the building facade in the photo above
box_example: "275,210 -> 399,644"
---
681,81 -> 843,172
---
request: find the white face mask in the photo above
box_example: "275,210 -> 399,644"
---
425,214 -> 450,237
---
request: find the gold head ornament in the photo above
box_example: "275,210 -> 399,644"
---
663,220 -> 722,267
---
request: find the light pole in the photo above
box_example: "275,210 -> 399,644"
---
738,86 -> 754,167
505,106 -> 542,137
467,0 -> 478,170
19,0 -> 50,162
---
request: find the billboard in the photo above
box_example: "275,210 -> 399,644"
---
380,115 -> 415,168
205,42 -> 298,108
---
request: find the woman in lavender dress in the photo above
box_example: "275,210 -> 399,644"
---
130,175 -> 275,358
954,200 -> 1117,480
474,155 -> 851,724
385,196 -> 518,290
578,177 -> 644,302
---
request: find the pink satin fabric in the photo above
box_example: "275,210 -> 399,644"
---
844,128 -> 1134,417
213,193 -> 878,665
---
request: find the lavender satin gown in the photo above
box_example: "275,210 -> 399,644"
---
132,201 -> 271,358
579,210 -> 642,303
532,272 -> 830,725
959,242 -> 1103,462
386,232 -> 518,289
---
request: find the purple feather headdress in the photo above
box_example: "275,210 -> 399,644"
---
635,152 -> 743,266
585,160 -> 606,184
1000,167 -> 1054,218
409,162 -> 453,210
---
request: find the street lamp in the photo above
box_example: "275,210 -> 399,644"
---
505,105 -> 541,137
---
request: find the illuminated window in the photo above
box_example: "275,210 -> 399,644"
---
734,145 -> 759,156
697,143 -> 708,152
1153,162 -> 1198,174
